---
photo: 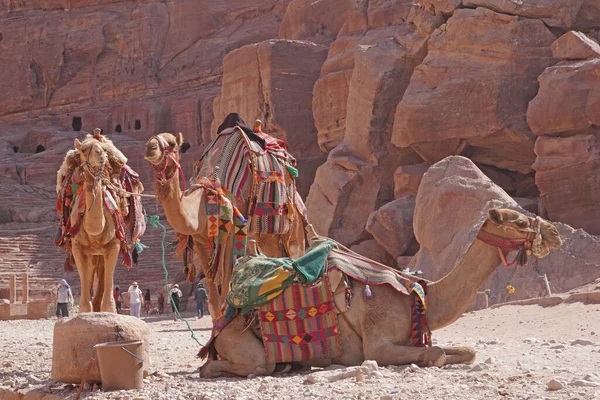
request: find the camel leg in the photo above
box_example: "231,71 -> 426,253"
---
199,315 -> 275,378
205,280 -> 220,321
364,342 -> 447,368
441,346 -> 476,365
92,264 -> 103,312
72,244 -> 93,312
100,242 -> 119,313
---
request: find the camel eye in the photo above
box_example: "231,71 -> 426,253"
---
516,220 -> 527,228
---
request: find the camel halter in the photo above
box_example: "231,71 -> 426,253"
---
150,135 -> 186,193
476,217 -> 540,267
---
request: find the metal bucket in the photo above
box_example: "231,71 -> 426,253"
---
94,340 -> 144,391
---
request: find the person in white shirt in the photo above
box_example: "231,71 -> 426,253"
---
128,282 -> 144,318
56,279 -> 73,318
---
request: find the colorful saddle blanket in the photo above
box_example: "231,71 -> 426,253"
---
226,240 -> 336,314
259,275 -> 341,364
192,126 -> 304,235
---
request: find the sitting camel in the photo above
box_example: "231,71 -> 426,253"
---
143,129 -> 307,319
198,208 -> 562,377
56,132 -> 145,312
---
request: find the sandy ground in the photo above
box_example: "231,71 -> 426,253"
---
1,303 -> 600,400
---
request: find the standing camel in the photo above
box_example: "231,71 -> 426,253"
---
198,208 -> 563,377
143,130 -> 307,320
56,133 -> 144,312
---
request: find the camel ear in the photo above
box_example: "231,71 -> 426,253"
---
74,138 -> 82,152
488,209 -> 504,224
176,132 -> 183,147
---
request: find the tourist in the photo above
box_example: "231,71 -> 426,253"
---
143,288 -> 151,315
194,284 -> 207,318
169,284 -> 183,321
157,291 -> 165,314
56,279 -> 73,319
113,287 -> 122,313
128,282 -> 143,318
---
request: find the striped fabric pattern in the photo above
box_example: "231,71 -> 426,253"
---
327,248 -> 410,295
259,276 -> 341,364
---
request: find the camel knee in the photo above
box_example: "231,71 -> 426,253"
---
442,346 -> 476,365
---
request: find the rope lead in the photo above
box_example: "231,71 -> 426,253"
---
148,214 -> 203,347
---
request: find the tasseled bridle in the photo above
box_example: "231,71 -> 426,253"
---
80,140 -> 107,211
476,217 -> 541,267
150,135 -> 186,195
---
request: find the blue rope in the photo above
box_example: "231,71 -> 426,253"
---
147,215 -> 203,347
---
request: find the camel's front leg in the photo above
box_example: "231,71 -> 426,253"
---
71,243 -> 93,312
100,240 -> 120,313
441,346 -> 476,365
200,315 -> 275,378
364,342 -> 447,368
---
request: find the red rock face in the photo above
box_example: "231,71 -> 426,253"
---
533,135 -> 600,235
392,8 -> 556,174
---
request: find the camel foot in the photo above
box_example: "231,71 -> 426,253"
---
418,346 -> 447,368
441,346 -> 476,365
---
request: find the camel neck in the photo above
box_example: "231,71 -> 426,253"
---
82,180 -> 105,236
156,169 -> 201,235
426,237 -> 504,331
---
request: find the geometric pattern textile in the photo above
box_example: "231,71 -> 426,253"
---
258,276 -> 341,364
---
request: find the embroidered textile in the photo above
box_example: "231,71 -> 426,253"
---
259,276 -> 341,364
410,280 -> 431,347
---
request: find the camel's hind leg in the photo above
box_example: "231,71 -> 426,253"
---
441,346 -> 476,365
199,315 -> 275,378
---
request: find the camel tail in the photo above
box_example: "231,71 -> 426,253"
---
92,256 -> 104,312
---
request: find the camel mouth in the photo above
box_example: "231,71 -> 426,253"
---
143,152 -> 162,164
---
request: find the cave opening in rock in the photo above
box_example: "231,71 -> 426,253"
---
181,142 -> 191,154
115,124 -> 122,133
35,144 -> 45,153
13,146 -> 19,153
135,120 -> 141,130
72,117 -> 82,131
0,33 -> 3,42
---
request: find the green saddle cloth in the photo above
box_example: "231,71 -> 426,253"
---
226,240 -> 336,314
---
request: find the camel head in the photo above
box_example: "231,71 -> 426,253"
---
74,136 -> 108,180
479,208 -> 562,263
144,132 -> 183,166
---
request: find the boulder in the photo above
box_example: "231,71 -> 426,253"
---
392,8 -> 556,174
366,196 -> 416,259
551,31 -> 600,60
533,134 -> 600,234
51,312 -> 150,384
463,0 -> 600,30
527,58 -> 600,136
418,0 -> 462,15
393,163 -> 430,199
410,156 -> 600,308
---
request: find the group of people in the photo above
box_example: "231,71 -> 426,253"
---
55,279 -> 208,321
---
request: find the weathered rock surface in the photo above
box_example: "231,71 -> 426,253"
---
393,8 -> 556,174
393,163 -> 429,199
463,0 -> 600,30
278,0 -> 357,45
551,31 -> 600,60
51,313 -> 150,384
366,195 -> 416,259
533,134 -> 600,234
306,4 -> 439,244
410,156 -> 600,306
527,59 -> 600,136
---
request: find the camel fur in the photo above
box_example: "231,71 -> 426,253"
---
198,208 -> 562,378
144,132 -> 307,321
